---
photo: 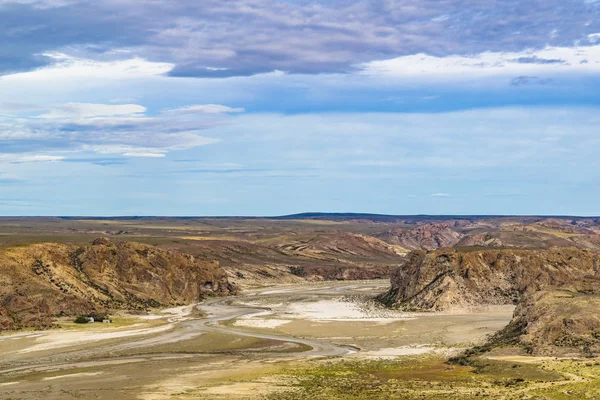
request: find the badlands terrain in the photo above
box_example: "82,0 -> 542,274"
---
2,215 -> 600,398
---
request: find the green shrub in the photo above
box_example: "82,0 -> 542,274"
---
74,316 -> 89,324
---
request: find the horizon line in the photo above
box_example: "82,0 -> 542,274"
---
1,213 -> 599,219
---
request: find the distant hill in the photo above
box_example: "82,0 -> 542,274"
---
47,214 -> 600,224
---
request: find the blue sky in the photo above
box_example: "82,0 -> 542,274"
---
1,0 -> 600,216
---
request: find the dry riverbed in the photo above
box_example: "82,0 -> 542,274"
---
0,280 -> 520,399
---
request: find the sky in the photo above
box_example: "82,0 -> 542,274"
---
1,0 -> 600,216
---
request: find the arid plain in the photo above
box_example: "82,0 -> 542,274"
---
2,215 -> 600,399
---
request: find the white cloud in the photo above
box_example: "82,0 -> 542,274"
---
359,45 -> 600,78
166,104 -> 245,114
589,33 -> 600,44
3,0 -> 600,80
123,152 -> 166,158
82,145 -> 167,158
0,154 -> 64,163
3,54 -> 174,83
0,101 -> 224,160
38,103 -> 146,119
431,193 -> 451,197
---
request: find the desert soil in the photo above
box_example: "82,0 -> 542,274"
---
0,280 -> 514,399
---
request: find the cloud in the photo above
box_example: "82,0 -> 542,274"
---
0,153 -> 64,163
3,106 -> 600,216
61,157 -> 127,166
1,0 -> 600,77
166,104 -> 245,115
510,76 -> 553,86
431,193 -> 451,197
38,103 -> 146,119
512,56 -> 566,65
1,53 -> 173,82
589,33 -> 600,43
0,102 -> 240,161
359,45 -> 600,79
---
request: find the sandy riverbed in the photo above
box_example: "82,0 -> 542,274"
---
0,280 -> 514,399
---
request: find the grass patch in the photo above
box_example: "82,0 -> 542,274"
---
264,356 -> 578,400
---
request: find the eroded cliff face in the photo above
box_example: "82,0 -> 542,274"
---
380,247 -> 600,355
491,289 -> 600,356
380,248 -> 599,311
164,231 -> 407,286
0,239 -> 237,331
377,223 -> 464,250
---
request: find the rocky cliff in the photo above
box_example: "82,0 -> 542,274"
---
377,223 -> 463,250
164,232 -> 406,286
490,289 -> 600,356
380,247 -> 600,356
0,239 -> 237,331
379,248 -> 599,311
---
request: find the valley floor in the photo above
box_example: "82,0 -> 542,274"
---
0,281 -> 596,399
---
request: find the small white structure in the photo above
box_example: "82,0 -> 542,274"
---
102,319 -> 111,324
87,317 -> 95,323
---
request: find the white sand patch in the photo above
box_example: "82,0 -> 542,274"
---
19,323 -> 176,354
43,372 -> 104,381
0,381 -> 21,387
284,300 -> 415,323
160,304 -> 198,321
234,319 -> 292,329
16,304 -> 204,354
134,304 -> 199,321
260,290 -> 289,295
0,332 -> 44,341
136,315 -> 166,320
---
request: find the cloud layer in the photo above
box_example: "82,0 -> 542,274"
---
0,102 -> 235,160
2,0 -> 600,77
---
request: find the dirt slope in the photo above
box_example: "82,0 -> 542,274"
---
0,239 -> 236,331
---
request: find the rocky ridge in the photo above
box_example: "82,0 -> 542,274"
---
376,223 -> 464,250
0,239 -> 237,330
379,247 -> 600,355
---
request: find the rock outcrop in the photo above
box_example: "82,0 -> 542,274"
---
380,247 -> 600,356
457,232 -> 505,248
490,289 -> 600,356
380,248 -> 599,311
164,232 -> 407,286
0,240 -> 237,331
377,223 -> 463,250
